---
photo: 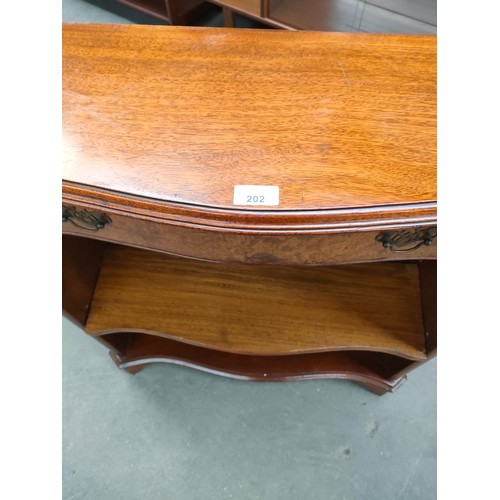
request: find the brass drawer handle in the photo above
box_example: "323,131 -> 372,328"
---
62,205 -> 111,232
376,227 -> 436,253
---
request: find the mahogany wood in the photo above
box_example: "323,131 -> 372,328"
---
62,235 -> 106,327
419,260 -> 437,354
62,25 -> 436,395
62,207 -> 436,266
86,246 -> 427,359
214,0 -> 260,17
366,259 -> 436,385
222,6 -> 236,27
104,331 -> 410,393
166,0 -> 206,23
94,331 -> 135,358
63,24 -> 436,232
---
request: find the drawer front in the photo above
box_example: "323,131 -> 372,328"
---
62,204 -> 437,265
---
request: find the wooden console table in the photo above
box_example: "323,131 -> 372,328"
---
62,24 -> 436,395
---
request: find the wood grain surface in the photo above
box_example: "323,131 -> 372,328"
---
105,332 -> 411,391
63,24 -> 436,232
85,246 -> 427,359
62,210 -> 437,265
62,236 -> 106,326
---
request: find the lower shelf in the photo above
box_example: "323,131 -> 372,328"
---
86,245 -> 428,360
62,235 -> 435,395
103,332 -> 412,393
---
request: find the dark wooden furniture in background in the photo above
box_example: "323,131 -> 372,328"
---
62,24 -> 436,395
110,0 -> 205,23
265,0 -> 436,33
97,0 -> 436,33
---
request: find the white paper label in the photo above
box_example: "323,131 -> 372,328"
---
233,185 -> 280,206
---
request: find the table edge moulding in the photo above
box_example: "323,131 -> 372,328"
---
62,24 -> 436,395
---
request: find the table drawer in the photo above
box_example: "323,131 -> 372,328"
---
62,204 -> 436,265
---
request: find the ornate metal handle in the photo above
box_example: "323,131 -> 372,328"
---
375,226 -> 437,253
62,205 -> 111,232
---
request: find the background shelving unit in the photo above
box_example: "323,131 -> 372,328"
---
264,0 -> 436,33
81,0 -> 437,33
94,0 -> 207,24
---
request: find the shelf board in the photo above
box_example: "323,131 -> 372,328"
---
107,332 -> 412,388
86,246 -> 426,360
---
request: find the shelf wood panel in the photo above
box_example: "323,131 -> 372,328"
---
107,332 -> 412,391
62,236 -> 106,327
86,246 -> 426,360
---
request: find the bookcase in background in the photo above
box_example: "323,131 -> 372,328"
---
112,0 -> 437,33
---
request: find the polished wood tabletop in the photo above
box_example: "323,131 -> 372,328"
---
63,24 -> 436,230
